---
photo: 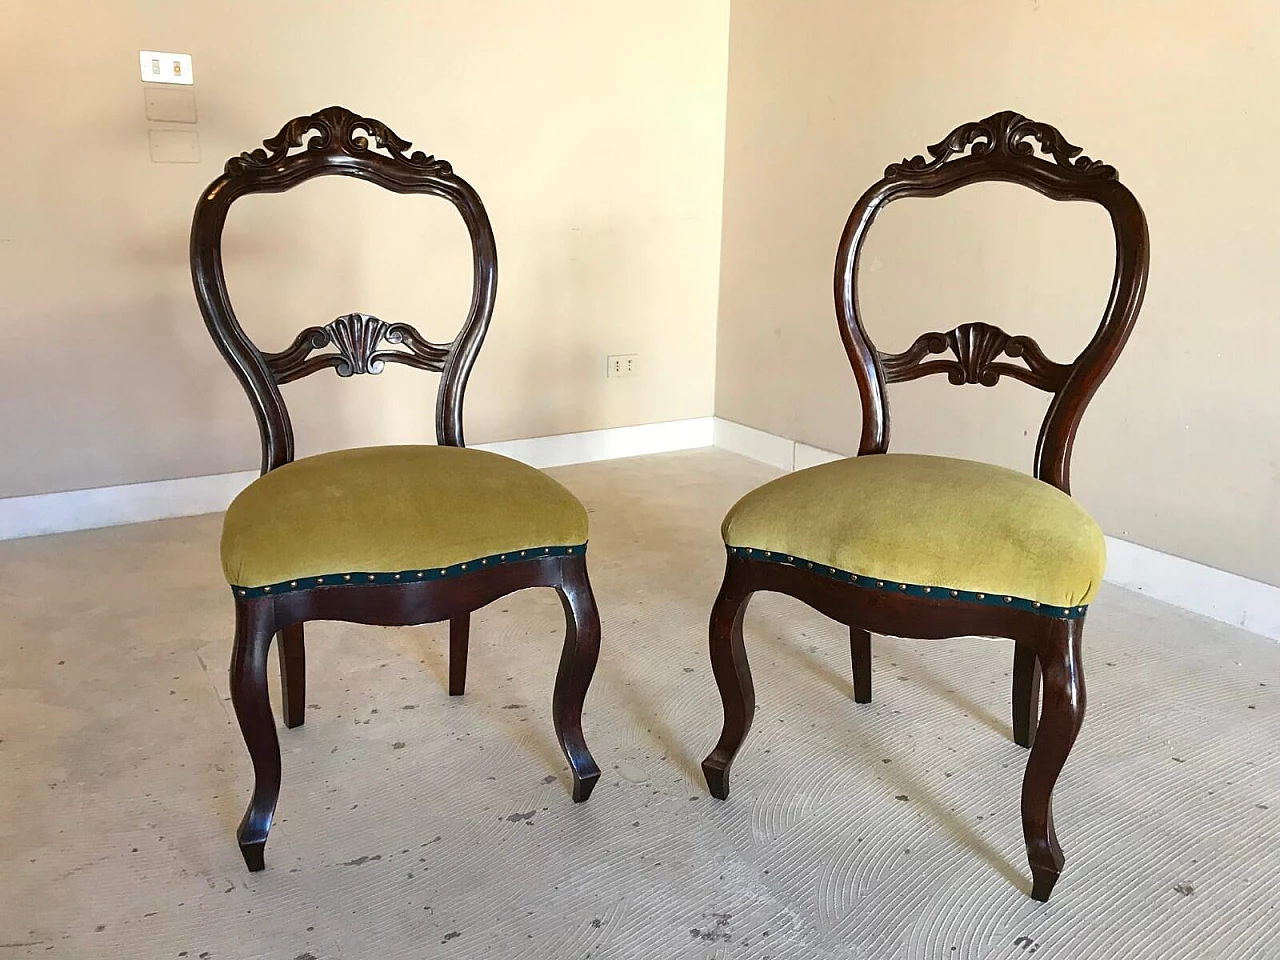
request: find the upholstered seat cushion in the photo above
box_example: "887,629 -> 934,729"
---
221,445 -> 588,590
721,453 -> 1104,609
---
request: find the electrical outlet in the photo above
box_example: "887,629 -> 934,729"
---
139,51 -> 193,85
607,354 -> 638,378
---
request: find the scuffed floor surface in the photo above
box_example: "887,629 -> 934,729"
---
2,449 -> 1278,959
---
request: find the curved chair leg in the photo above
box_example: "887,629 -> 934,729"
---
1021,617 -> 1086,901
230,600 -> 281,872
850,627 -> 872,704
701,565 -> 754,800
1012,639 -> 1041,748
449,615 -> 469,697
278,624 -> 306,729
552,557 -> 601,802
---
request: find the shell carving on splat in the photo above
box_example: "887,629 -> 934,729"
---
879,321 -> 1070,392
262,313 -> 451,385
948,323 -> 1011,386
324,313 -> 391,376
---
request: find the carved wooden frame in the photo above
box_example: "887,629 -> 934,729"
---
191,107 -> 600,872
191,105 -> 497,469
841,109 -> 1148,494
702,112 -> 1149,901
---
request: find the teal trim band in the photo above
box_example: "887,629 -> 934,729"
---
727,545 -> 1087,620
231,543 -> 587,599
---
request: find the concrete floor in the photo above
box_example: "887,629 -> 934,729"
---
2,449 -> 1278,959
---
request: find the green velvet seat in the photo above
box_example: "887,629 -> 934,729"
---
722,453 -> 1104,612
222,445 -> 589,594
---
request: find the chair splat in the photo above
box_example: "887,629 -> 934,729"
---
879,321 -> 1070,390
263,313 -> 450,384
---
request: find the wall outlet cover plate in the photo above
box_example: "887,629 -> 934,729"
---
144,87 -> 197,124
139,51 -> 194,85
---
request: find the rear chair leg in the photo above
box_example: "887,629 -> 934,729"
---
449,615 -> 469,696
278,623 -> 305,729
1013,639 -> 1041,748
850,627 -> 872,703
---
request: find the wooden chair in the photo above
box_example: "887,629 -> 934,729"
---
702,111 -> 1148,901
191,107 -> 602,872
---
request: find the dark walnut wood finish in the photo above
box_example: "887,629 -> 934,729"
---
702,111 -> 1148,901
192,107 -> 601,872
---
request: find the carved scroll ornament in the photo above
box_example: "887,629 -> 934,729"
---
879,321 -> 1070,391
884,111 -> 1116,181
264,313 -> 450,384
226,105 -> 453,177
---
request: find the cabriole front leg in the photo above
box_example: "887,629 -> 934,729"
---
702,562 -> 755,801
230,599 -> 282,871
1021,617 -> 1086,901
552,557 -> 601,802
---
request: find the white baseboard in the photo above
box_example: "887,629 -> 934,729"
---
711,419 -> 796,471
475,416 -> 714,469
793,441 -> 845,471
1102,537 -> 1280,642
0,470 -> 261,541
0,417 -> 715,542
712,417 -> 1280,642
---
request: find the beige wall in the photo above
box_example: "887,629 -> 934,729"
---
0,0 -> 729,497
716,0 -> 1280,585
7,0 -> 1278,587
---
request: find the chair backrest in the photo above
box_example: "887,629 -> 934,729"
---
191,106 -> 498,475
834,111 -> 1148,494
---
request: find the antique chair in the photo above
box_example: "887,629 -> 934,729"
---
191,107 -> 602,871
702,112 -> 1148,901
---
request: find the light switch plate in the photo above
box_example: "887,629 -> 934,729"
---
139,51 -> 193,85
